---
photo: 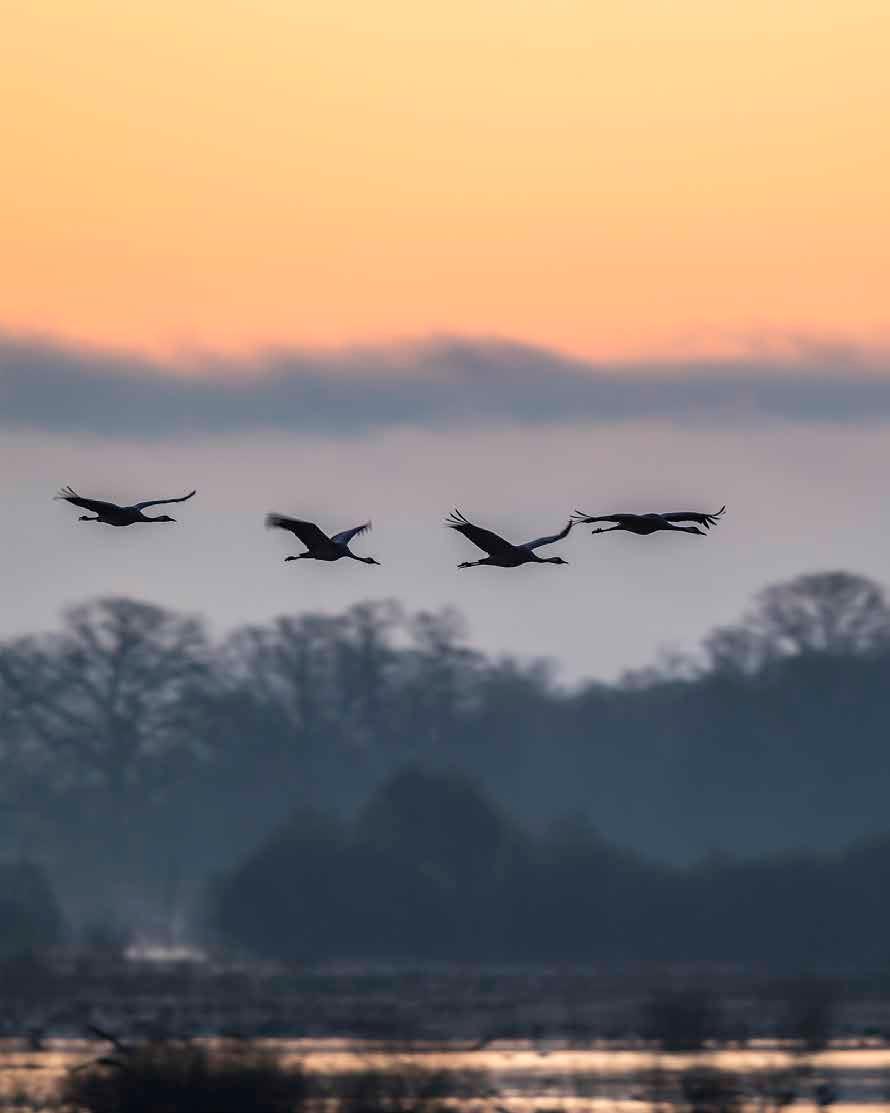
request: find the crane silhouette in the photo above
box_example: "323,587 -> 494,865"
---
265,514 -> 381,565
56,487 -> 196,526
446,509 -> 572,568
571,506 -> 725,537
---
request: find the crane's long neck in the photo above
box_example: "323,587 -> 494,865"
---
346,551 -> 379,565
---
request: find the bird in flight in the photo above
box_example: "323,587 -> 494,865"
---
571,506 -> 725,537
446,509 -> 573,568
56,487 -> 197,526
265,514 -> 381,565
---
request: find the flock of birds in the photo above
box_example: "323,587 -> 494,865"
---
55,487 -> 727,568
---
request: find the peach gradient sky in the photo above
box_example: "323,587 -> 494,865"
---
2,1 -> 888,361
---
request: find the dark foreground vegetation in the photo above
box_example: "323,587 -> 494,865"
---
61,1050 -> 495,1113
0,970 -> 882,1110
0,1020 -> 874,1113
3,569 -> 890,967
61,1043 -> 307,1113
214,763 -> 890,966
52,1046 -> 828,1113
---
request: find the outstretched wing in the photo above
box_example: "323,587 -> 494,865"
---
660,505 -> 726,528
445,509 -> 514,556
55,487 -> 121,514
331,521 -> 372,546
132,490 -> 197,511
519,520 -> 574,551
571,510 -> 643,525
265,513 -> 330,548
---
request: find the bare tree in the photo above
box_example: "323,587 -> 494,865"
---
704,572 -> 890,674
704,623 -> 773,677
0,598 -> 214,799
333,600 -> 404,746
752,572 -> 890,656
400,607 -> 482,747
223,613 -> 344,746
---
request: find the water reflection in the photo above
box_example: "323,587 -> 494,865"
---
1,1040 -> 888,1111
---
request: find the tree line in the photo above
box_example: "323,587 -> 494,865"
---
1,570 -> 890,945
214,764 -> 890,967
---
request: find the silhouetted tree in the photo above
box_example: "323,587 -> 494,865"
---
4,570 -> 890,946
0,597 -> 213,798
0,598 -> 218,914
706,572 -> 890,672
214,806 -> 349,961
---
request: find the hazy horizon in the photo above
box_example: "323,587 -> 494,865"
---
5,358 -> 890,681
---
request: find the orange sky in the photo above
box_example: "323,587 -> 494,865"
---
1,1 -> 888,361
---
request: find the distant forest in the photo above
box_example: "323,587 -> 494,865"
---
2,569 -> 890,964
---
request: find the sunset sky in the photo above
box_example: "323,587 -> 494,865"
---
2,1 -> 888,359
2,3 -> 889,678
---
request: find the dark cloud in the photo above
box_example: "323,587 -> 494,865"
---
1,331 -> 889,437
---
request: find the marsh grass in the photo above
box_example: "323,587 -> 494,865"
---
332,1064 -> 490,1113
60,1041 -> 307,1113
59,1041 -> 490,1113
643,987 -> 721,1052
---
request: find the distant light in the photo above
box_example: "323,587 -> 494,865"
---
124,942 -> 207,964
